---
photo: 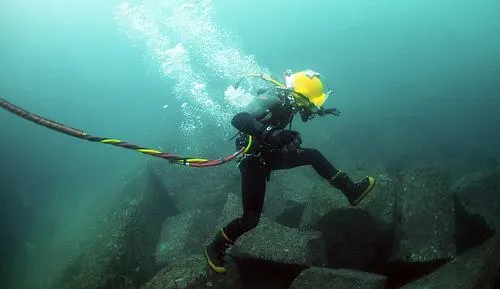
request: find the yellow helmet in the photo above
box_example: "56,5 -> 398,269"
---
285,69 -> 329,108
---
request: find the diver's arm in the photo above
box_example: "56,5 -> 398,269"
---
232,110 -> 301,149
231,95 -> 279,137
318,107 -> 341,116
232,95 -> 302,148
231,112 -> 267,136
299,106 -> 341,122
298,106 -> 313,122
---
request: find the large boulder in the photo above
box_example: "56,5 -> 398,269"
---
155,208 -> 219,267
231,217 -> 324,267
315,208 -> 392,271
141,254 -> 243,289
206,192 -> 241,242
452,167 -> 500,252
267,166 -> 318,204
211,192 -> 325,267
211,192 -> 325,268
388,166 -> 456,287
290,267 -> 387,289
142,255 -> 208,289
298,182 -> 350,231
52,167 -> 177,289
298,170 -> 397,231
229,217 -> 325,289
298,171 -> 396,271
401,234 -> 500,289
209,192 -> 325,289
262,167 -> 316,228
152,163 -> 239,213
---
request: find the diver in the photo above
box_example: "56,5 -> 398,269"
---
204,69 -> 376,274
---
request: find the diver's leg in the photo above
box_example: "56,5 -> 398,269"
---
271,148 -> 375,206
205,156 -> 268,274
225,157 -> 268,239
271,148 -> 337,178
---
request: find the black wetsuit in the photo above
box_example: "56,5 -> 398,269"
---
223,91 -> 339,241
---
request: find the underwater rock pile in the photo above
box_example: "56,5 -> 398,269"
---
387,166 -> 456,286
401,234 -> 500,289
51,168 -> 177,289
51,163 -> 500,289
299,174 -> 396,271
262,166 -> 317,227
155,207 -> 220,267
453,166 -> 500,251
289,267 -> 387,289
140,254 -> 243,289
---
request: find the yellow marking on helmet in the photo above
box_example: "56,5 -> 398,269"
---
137,149 -> 161,154
101,139 -> 122,143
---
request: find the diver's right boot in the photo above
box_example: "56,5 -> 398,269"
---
204,229 -> 234,274
329,171 -> 376,206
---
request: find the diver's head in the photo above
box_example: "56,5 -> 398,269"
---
284,69 -> 331,109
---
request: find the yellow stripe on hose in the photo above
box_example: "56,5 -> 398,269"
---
137,149 -> 161,154
101,139 -> 122,143
185,158 -> 209,163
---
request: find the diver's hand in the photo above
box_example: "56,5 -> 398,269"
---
263,128 -> 302,149
319,108 -> 341,116
280,137 -> 303,153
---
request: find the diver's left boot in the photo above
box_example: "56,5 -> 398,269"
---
204,229 -> 233,274
329,171 -> 376,206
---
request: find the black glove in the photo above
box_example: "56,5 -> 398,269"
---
318,108 -> 341,116
280,138 -> 302,154
262,127 -> 302,149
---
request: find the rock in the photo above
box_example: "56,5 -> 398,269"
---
453,167 -> 500,252
298,170 -> 396,229
298,182 -> 350,231
361,172 -> 398,232
275,202 -> 307,228
401,234 -> 500,289
205,192 -> 242,245
316,208 -> 391,270
269,167 -> 318,205
390,166 -> 455,262
264,194 -> 306,228
152,163 -> 239,213
141,254 -> 243,289
204,190 -> 328,289
229,217 -> 326,289
388,166 -> 456,287
155,208 -> 219,267
290,267 -> 387,289
262,168 -> 315,228
298,175 -> 396,271
142,255 -> 207,289
156,211 -> 197,266
52,167 -> 177,289
231,217 -> 324,267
